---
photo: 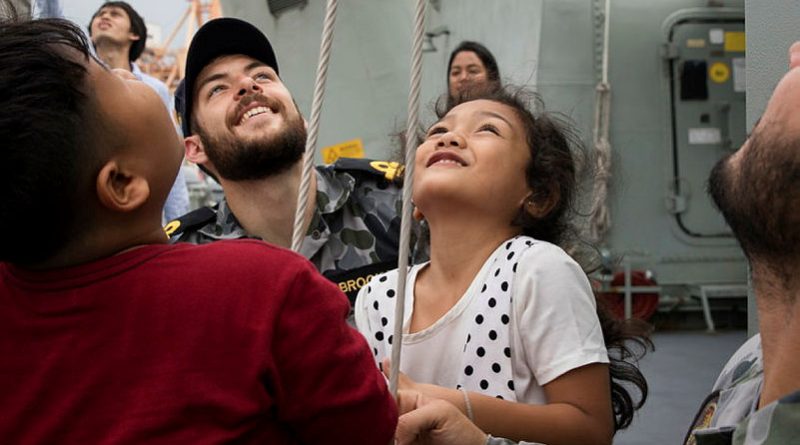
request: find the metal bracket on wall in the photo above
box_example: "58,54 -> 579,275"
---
661,42 -> 679,60
715,101 -> 733,150
666,178 -> 689,214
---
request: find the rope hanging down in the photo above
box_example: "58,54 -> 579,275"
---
589,0 -> 613,244
291,0 -> 338,252
389,0 -> 426,397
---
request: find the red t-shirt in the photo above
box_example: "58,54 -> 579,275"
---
0,240 -> 396,444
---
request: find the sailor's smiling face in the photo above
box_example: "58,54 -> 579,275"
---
188,54 -> 307,181
193,54 -> 300,145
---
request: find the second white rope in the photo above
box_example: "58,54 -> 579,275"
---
389,0 -> 426,397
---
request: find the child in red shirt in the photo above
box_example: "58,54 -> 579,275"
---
0,18 -> 396,445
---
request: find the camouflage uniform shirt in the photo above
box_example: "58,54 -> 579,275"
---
167,158 -> 416,303
686,334 -> 800,445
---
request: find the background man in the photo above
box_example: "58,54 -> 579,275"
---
168,18 -> 417,303
89,0 -> 189,223
0,17 -> 396,444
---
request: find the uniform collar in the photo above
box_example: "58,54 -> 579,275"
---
198,198 -> 251,240
195,168 -> 355,258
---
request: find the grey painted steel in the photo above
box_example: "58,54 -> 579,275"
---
539,0 -> 746,290
667,19 -> 745,237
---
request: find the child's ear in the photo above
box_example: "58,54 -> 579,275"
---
96,161 -> 150,212
413,206 -> 425,221
184,135 -> 209,165
523,188 -> 559,219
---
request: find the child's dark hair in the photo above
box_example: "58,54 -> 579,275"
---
437,87 -> 653,432
0,18 -> 100,265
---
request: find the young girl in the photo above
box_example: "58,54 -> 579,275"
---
355,88 -> 649,445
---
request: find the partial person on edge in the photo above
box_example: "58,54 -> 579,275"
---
682,41 -> 800,445
88,1 -> 190,223
0,17 -> 396,444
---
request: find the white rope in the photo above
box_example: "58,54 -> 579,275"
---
291,0 -> 338,252
389,0 -> 426,397
589,0 -> 612,244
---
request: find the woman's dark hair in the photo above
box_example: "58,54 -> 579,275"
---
0,18 -> 101,264
88,1 -> 147,62
436,87 -> 653,432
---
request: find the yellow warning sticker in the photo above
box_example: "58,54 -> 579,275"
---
724,31 -> 746,52
322,138 -> 365,164
686,38 -> 706,49
709,62 -> 730,83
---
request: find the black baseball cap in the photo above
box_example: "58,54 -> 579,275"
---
175,18 -> 279,136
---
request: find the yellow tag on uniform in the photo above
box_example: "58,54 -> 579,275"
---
709,62 -> 730,83
724,31 -> 746,52
164,220 -> 181,237
369,161 -> 405,182
322,138 -> 365,164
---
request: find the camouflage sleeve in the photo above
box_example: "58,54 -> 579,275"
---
712,334 -> 763,392
732,390 -> 800,445
684,335 -> 766,445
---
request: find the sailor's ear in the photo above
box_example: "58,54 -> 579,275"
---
184,135 -> 208,165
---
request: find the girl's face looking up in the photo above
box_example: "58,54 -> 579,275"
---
413,99 -> 533,227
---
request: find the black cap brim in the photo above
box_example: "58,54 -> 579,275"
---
177,18 -> 279,136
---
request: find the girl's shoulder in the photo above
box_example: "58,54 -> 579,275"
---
512,236 -> 578,268
509,237 -> 591,297
369,268 -> 400,285
357,263 -> 426,306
